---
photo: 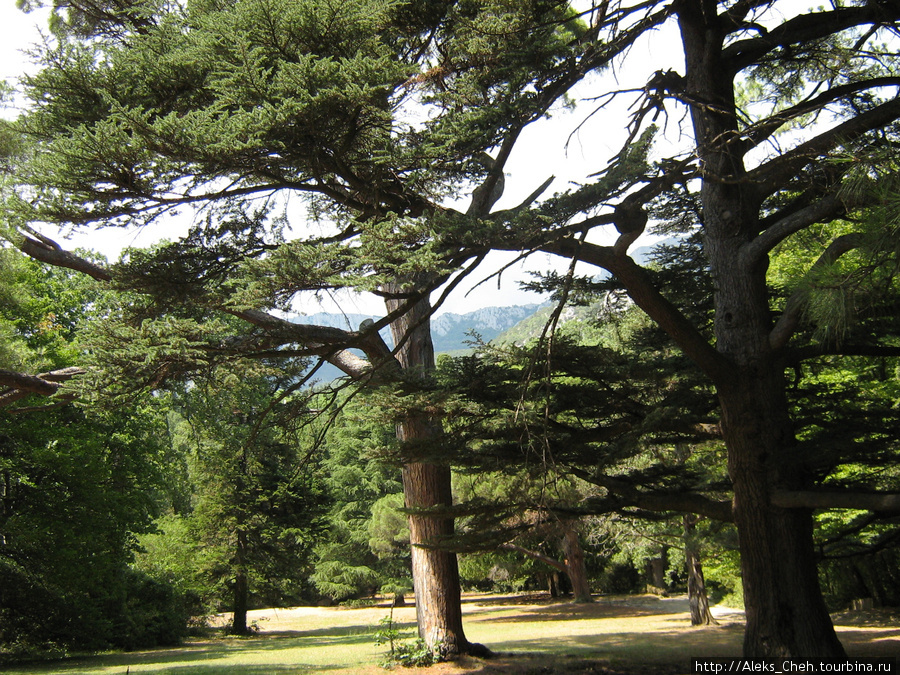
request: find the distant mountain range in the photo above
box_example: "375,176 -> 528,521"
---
292,239 -> 675,381
298,304 -> 543,355
292,304 -> 544,381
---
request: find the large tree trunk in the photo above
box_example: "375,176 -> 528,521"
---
401,461 -> 467,658
676,0 -> 845,656
561,526 -> 593,603
385,283 -> 470,659
721,376 -> 844,657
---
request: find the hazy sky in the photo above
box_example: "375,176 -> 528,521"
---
1,3 -> 670,316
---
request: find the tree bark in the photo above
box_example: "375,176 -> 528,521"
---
385,283 -> 470,659
720,377 -> 844,657
676,0 -> 846,656
562,527 -> 593,603
683,515 -> 716,626
647,551 -> 667,591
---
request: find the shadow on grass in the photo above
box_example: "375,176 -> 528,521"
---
7,621 -> 402,674
470,601 -> 683,624
838,627 -> 900,658
488,623 -> 744,659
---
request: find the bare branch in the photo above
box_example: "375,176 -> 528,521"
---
749,97 -> 900,201
723,4 -> 900,73
499,543 -> 568,573
14,229 -> 112,281
743,77 -> 900,151
744,192 -> 847,265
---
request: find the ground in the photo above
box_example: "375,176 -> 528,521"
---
6,593 -> 899,674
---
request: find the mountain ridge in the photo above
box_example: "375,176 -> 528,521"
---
295,304 -> 544,355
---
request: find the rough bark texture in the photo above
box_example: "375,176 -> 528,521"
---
684,516 -> 716,626
720,378 -> 843,656
385,284 -> 470,659
647,553 -> 667,591
562,527 -> 593,603
677,0 -> 846,656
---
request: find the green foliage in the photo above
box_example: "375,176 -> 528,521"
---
0,253 -> 185,654
147,362 -> 331,620
0,248 -> 107,372
0,403 -> 181,654
374,611 -> 434,669
312,395 -> 410,602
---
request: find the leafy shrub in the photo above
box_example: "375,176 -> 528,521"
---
374,611 -> 435,668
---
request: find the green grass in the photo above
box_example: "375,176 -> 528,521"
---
4,594 -> 898,675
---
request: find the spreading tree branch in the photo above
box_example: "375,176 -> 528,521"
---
540,239 -> 734,384
768,233 -> 864,350
0,367 -> 86,407
568,467 -> 734,522
723,4 -> 900,73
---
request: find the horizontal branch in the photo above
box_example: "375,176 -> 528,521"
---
772,490 -> 900,513
15,230 -> 112,282
227,309 -> 398,379
742,77 -> 900,151
724,4 -> 900,73
500,543 -> 568,573
13,230 -> 401,382
569,468 -> 734,522
0,367 -> 86,407
749,97 -> 900,201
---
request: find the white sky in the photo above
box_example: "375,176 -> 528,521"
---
1,3 -> 678,317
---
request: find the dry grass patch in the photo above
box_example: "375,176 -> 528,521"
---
4,594 -> 897,675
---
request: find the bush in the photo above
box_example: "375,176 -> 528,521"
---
0,562 -> 188,658
374,612 -> 435,668
108,569 -> 191,650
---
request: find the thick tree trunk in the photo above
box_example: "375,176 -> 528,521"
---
562,527 -> 593,603
385,283 -> 470,659
707,243 -> 843,655
683,515 -> 716,626
647,551 -> 667,591
401,461 -> 467,658
675,0 -> 846,656
722,380 -> 844,657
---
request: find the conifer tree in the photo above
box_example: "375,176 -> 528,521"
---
5,0 -> 622,656
10,0 -> 900,659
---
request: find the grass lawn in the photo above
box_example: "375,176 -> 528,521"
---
4,594 -> 898,675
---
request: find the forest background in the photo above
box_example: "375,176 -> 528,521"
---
1,0 -> 900,666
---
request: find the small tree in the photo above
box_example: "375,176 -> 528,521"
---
311,397 -> 410,604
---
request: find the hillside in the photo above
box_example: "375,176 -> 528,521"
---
298,304 -> 543,354
293,304 -> 544,381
